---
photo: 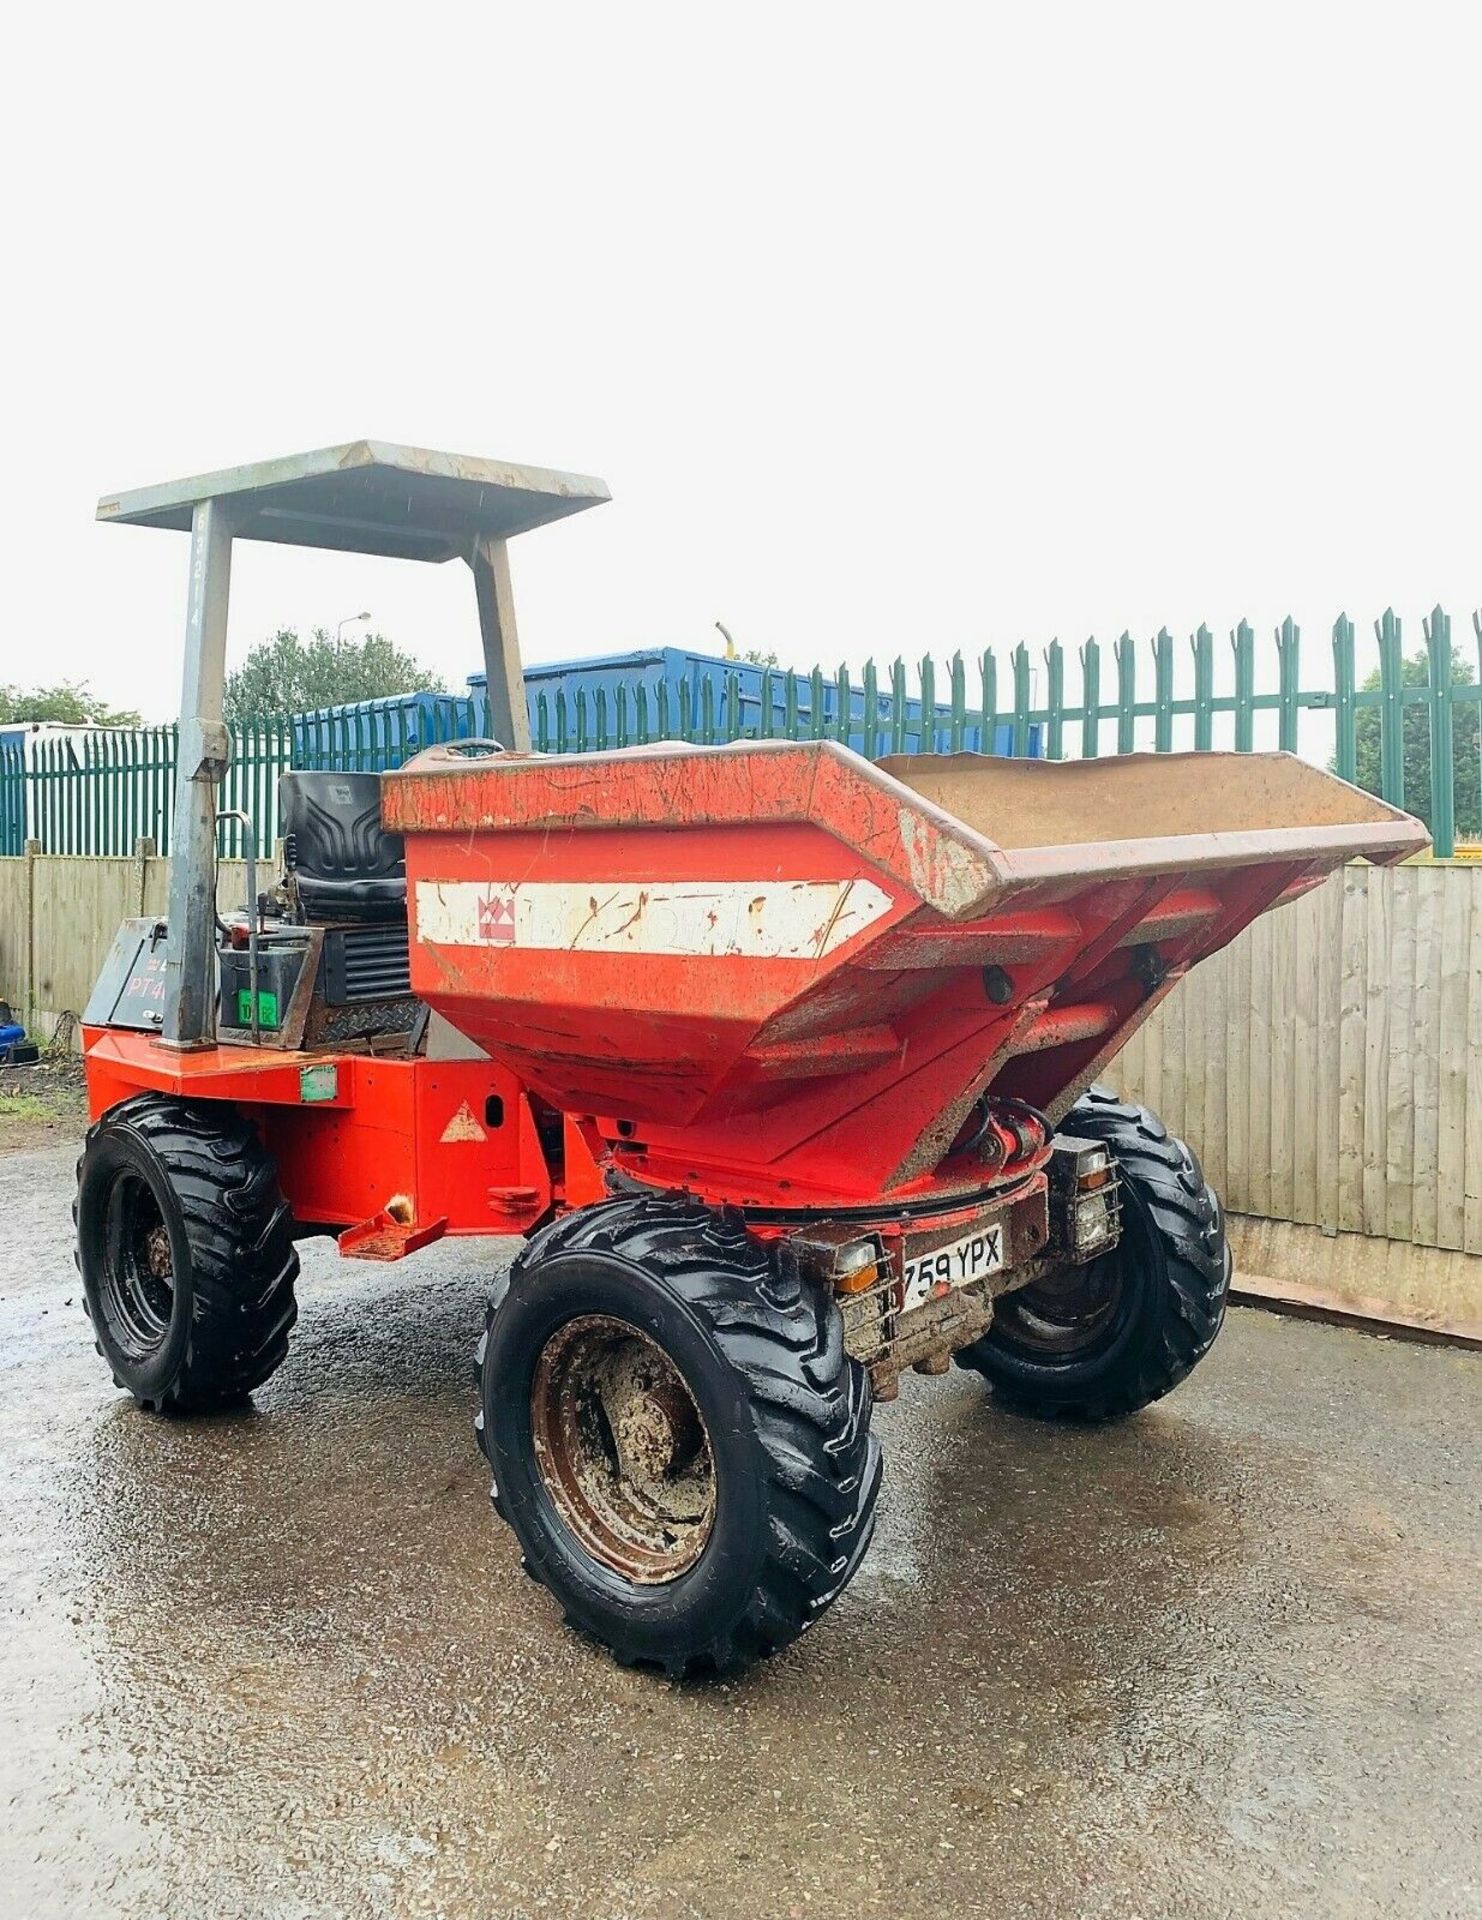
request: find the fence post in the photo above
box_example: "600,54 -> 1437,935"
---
1081,638 -> 1101,758
977,650 -> 997,757
1333,614 -> 1357,782
1012,645 -> 1032,756
948,653 -> 966,753
1276,616 -> 1301,752
1424,605 -> 1455,857
23,839 -> 39,1030
1231,619 -> 1255,752
1114,632 -> 1136,753
1045,641 -> 1064,759
1376,608 -> 1406,806
861,660 -> 878,757
1152,628 -> 1174,751
1191,625 -> 1214,751
134,836 -> 157,915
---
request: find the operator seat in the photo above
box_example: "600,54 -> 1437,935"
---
278,771 -> 406,922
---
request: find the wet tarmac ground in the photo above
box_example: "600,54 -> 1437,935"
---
3,1139 -> 1480,1920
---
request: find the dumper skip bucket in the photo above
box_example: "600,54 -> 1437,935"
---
383,741 -> 1424,1209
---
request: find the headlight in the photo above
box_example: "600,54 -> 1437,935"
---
1075,1191 -> 1115,1248
789,1228 -> 881,1295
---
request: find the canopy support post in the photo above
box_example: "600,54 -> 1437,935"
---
469,532 -> 531,753
159,496 -> 232,1050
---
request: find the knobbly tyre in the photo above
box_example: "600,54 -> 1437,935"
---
74,444 -> 1427,1678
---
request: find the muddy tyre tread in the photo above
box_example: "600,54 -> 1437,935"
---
75,1093 -> 299,1413
475,1195 -> 881,1679
958,1088 -> 1229,1422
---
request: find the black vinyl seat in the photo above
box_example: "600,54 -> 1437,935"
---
278,771 -> 406,922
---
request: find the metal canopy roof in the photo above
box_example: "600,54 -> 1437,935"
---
96,440 -> 611,562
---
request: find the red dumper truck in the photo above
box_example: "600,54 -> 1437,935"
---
74,444 -> 1425,1676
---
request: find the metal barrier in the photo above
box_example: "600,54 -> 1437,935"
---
4,608 -> 1480,856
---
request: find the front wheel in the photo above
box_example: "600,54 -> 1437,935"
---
475,1197 -> 881,1678
956,1090 -> 1230,1421
75,1094 -> 299,1413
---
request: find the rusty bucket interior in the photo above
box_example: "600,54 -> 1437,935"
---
880,749 -> 1411,851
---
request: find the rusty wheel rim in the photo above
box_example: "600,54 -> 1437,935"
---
530,1314 -> 716,1583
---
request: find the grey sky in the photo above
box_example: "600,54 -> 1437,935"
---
4,2 -> 1478,729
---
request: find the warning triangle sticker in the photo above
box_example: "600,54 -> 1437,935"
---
439,1100 -> 487,1144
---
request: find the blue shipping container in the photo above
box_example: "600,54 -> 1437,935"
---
291,692 -> 477,771
472,647 -> 1042,758
292,648 -> 1044,772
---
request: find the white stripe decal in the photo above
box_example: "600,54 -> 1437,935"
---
414,878 -> 894,960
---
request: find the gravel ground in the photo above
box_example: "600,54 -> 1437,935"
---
2,1136 -> 1480,1920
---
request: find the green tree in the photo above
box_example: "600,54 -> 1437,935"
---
0,680 -> 142,727
1349,644 -> 1481,838
224,627 -> 445,720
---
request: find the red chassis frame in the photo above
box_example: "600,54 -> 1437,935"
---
81,1030 -> 606,1257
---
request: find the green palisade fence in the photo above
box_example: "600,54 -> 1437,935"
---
4,604 -> 1481,859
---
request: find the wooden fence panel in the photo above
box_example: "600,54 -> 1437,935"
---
0,860 -> 28,1013
29,859 -> 137,1020
3,855 -> 248,1033
1438,873 -> 1473,1249
1110,861 -> 1482,1258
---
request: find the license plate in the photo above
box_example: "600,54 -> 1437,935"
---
901,1219 -> 1004,1312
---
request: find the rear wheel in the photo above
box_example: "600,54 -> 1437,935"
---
957,1090 -> 1230,1421
475,1196 -> 881,1678
75,1094 -> 299,1413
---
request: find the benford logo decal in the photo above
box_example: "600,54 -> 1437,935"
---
476,893 -> 516,944
413,878 -> 894,961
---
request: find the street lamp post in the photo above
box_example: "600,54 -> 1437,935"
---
335,611 -> 372,646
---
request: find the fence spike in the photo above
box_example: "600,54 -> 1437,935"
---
890,658 -> 908,755
1152,627 -> 1174,752
1044,640 -> 1064,760
1231,618 -> 1255,753
949,651 -> 966,753
918,656 -> 936,753
1114,631 -> 1136,754
977,649 -> 998,757
1080,637 -> 1101,758
1012,644 -> 1032,757
1423,605 -> 1455,856
1375,608 -> 1405,807
862,658 -> 878,759
1275,615 -> 1301,753
1191,624 -> 1214,751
